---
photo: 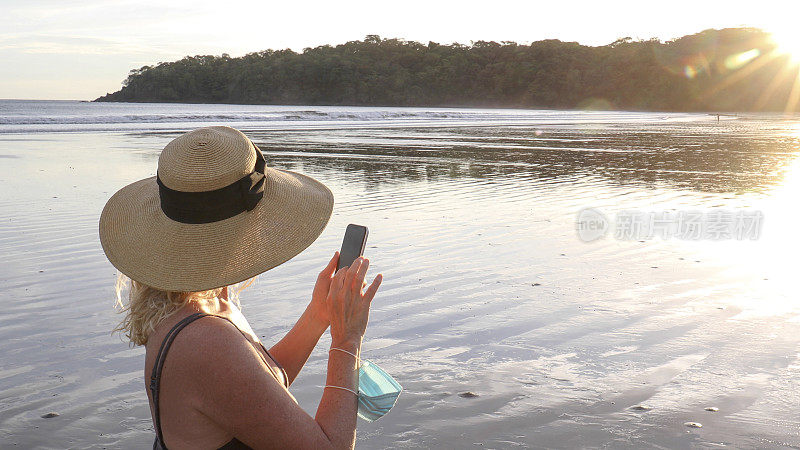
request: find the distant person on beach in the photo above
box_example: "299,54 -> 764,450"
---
99,126 -> 382,449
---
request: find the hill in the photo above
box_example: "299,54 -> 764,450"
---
95,28 -> 799,112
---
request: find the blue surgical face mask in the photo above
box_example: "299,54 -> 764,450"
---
356,359 -> 402,422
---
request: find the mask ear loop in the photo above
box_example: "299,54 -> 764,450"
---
330,347 -> 361,364
325,347 -> 362,396
324,384 -> 358,396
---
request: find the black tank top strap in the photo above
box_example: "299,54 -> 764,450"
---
258,341 -> 290,388
150,312 -> 209,450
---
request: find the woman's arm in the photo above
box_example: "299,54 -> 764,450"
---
189,257 -> 381,449
184,316 -> 355,449
269,252 -> 338,384
268,302 -> 328,385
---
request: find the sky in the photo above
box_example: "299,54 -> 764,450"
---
1,0 -> 798,100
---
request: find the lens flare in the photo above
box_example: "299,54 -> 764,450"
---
724,49 -> 761,70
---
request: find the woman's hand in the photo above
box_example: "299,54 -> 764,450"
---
308,252 -> 340,329
327,257 -> 382,348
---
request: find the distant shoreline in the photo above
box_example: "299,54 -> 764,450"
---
4,98 -> 789,118
91,98 -> 749,115
2,98 -> 771,117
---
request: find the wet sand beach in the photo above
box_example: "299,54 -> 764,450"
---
1,101 -> 799,448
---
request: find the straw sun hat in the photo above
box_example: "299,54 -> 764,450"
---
99,126 -> 334,292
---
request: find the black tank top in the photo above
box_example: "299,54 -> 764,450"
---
150,312 -> 289,450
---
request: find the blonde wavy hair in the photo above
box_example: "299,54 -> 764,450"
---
113,273 -> 255,346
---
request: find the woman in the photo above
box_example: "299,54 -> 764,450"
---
99,126 -> 382,449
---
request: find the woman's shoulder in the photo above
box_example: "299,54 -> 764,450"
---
148,313 -> 230,350
157,314 -> 250,360
153,314 -> 282,401
147,314 -> 255,380
157,315 -> 299,430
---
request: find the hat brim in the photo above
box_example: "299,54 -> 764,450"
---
99,167 -> 333,292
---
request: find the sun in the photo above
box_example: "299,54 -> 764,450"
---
771,28 -> 800,64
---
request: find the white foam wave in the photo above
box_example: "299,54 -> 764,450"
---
0,100 -> 712,133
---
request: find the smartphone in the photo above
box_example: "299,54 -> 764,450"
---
337,224 -> 369,270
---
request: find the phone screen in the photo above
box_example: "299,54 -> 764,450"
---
338,224 -> 369,270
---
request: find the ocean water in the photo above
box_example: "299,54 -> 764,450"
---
1,100 -> 799,448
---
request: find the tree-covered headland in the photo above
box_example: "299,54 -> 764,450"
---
95,28 -> 800,112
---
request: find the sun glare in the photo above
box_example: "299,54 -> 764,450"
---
772,29 -> 800,64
